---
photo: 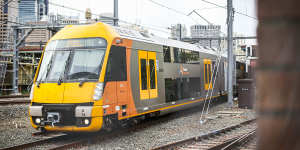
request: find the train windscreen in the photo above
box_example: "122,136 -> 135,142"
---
36,38 -> 107,83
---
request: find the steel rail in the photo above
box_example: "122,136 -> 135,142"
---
219,128 -> 256,150
0,95 -> 29,99
0,99 -> 30,105
0,134 -> 69,150
151,118 -> 256,150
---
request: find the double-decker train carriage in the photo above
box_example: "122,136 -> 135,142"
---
29,22 -> 228,132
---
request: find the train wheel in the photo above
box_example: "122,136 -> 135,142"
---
103,115 -> 116,132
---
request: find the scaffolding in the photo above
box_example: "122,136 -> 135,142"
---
0,54 -> 9,95
0,24 -> 63,95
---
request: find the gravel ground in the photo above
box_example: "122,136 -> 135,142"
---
0,101 -> 256,150
80,102 -> 256,150
0,104 -> 38,149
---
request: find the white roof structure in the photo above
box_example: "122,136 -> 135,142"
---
113,26 -> 227,58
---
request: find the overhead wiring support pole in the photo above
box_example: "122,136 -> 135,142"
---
12,27 -> 19,95
227,0 -> 234,107
113,0 -> 119,26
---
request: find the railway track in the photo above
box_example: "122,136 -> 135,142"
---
152,119 -> 256,150
0,101 -> 254,150
0,133 -> 86,150
216,129 -> 256,150
0,106 -> 212,150
0,95 -> 30,105
0,95 -> 29,99
236,135 -> 257,150
1,124 -> 145,150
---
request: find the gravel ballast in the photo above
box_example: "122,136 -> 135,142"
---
0,101 -> 256,149
81,102 -> 256,150
0,104 -> 38,149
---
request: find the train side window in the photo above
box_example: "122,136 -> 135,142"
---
105,45 -> 127,81
163,46 -> 171,62
204,59 -> 212,90
180,49 -> 186,63
212,61 -> 217,79
204,64 -> 208,84
165,78 -> 177,102
149,59 -> 156,89
192,51 -> 200,64
173,47 -> 180,63
165,77 -> 201,103
185,50 -> 200,64
208,64 -> 212,83
140,59 -> 148,90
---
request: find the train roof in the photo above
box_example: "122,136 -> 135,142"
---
113,26 -> 227,58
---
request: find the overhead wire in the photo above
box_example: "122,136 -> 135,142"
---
200,0 -> 257,20
47,2 -> 171,34
147,0 -> 187,16
147,0 -> 214,25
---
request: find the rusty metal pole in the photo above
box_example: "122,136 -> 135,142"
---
257,0 -> 300,149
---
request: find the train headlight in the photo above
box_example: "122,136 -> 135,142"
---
93,82 -> 103,101
35,118 -> 41,124
30,85 -> 34,100
84,119 -> 90,125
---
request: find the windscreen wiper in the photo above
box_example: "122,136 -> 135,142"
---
79,79 -> 90,87
38,54 -> 54,87
57,51 -> 72,85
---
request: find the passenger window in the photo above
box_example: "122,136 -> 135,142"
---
180,49 -> 186,63
149,59 -> 156,89
140,59 -> 147,90
212,61 -> 217,79
173,47 -> 180,63
185,50 -> 199,64
165,77 -> 201,102
105,45 -> 127,81
205,64 -> 208,84
204,59 -> 212,90
163,46 -> 171,62
208,64 -> 212,83
171,48 -> 200,64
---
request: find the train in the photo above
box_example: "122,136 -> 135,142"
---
29,22 -> 228,132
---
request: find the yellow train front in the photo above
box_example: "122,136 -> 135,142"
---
29,22 -> 227,132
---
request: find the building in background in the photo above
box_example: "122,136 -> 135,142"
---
18,0 -> 48,24
0,0 -> 18,49
170,24 -> 187,40
47,13 -> 79,24
190,25 -> 221,48
24,21 -> 52,47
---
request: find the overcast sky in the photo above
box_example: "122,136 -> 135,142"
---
50,0 -> 257,42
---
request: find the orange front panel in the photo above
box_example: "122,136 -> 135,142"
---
102,82 -> 117,115
117,81 -> 128,103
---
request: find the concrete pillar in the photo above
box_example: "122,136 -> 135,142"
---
257,0 -> 300,149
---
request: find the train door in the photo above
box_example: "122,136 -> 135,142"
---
204,59 -> 212,90
103,45 -> 128,113
138,50 -> 158,100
